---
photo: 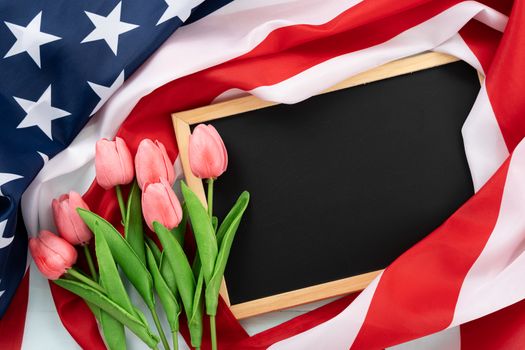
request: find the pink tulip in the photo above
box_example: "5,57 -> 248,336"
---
189,124 -> 228,179
135,139 -> 175,190
142,178 -> 183,231
95,137 -> 134,190
29,230 -> 78,280
52,191 -> 93,245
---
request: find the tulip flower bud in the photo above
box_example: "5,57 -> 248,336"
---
135,139 -> 175,190
52,191 -> 93,245
142,178 -> 183,231
95,137 -> 134,190
29,230 -> 78,280
189,124 -> 228,179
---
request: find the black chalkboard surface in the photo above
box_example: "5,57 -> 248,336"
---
206,61 -> 479,306
173,54 -> 482,318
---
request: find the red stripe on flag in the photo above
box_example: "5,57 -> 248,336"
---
486,0 -> 525,152
461,299 -> 525,350
351,158 -> 510,349
459,20 -> 502,73
0,270 -> 29,350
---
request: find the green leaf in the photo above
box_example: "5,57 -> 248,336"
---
181,181 -> 217,284
212,216 -> 218,233
146,245 -> 180,332
153,222 -> 195,320
94,222 -> 135,315
86,299 -> 124,350
188,270 -> 204,349
66,270 -> 127,349
133,306 -> 150,328
100,311 -> 126,350
205,191 -> 250,315
146,237 -> 178,297
215,191 -> 249,246
160,253 -> 177,296
78,209 -> 155,310
85,300 -> 102,320
146,237 -> 162,263
94,222 -> 133,350
172,203 -> 188,247
192,254 -> 201,279
125,181 -> 146,265
54,279 -> 159,348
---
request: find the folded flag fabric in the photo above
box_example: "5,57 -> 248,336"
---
2,0 -> 525,349
0,0 -> 230,344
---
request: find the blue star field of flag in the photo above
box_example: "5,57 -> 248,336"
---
0,0 -> 231,316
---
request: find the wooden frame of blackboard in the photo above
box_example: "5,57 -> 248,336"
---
172,51 -> 476,320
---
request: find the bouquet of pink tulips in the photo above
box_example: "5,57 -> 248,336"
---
29,124 -> 249,350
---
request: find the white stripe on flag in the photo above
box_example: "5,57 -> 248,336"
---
462,84 -> 509,191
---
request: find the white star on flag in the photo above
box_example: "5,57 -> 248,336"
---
14,85 -> 71,139
0,220 -> 13,250
0,173 -> 23,196
3,11 -> 61,68
157,0 -> 205,25
81,2 -> 139,55
87,70 -> 125,116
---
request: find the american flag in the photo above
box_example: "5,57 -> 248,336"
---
0,0 -> 228,336
2,0 -> 525,349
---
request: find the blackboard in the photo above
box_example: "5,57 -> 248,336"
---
173,53 -> 481,318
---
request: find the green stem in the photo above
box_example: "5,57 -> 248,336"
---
210,315 -> 217,350
83,244 -> 98,281
207,179 -> 217,350
115,185 -> 126,222
172,331 -> 179,350
67,268 -> 104,293
207,178 -> 214,220
150,307 -> 171,350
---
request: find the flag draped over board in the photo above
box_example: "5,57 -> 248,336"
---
1,0 -> 525,349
